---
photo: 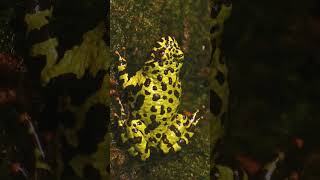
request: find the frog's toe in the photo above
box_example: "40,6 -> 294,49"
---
128,146 -> 138,157
139,148 -> 150,161
171,138 -> 189,152
190,109 -> 201,126
128,145 -> 150,161
115,50 -> 126,62
159,141 -> 173,154
128,137 -> 150,160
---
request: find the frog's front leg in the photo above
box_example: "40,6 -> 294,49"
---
159,110 -> 201,154
115,51 -> 144,89
123,119 -> 151,161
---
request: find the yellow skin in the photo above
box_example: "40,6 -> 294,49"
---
116,36 -> 200,160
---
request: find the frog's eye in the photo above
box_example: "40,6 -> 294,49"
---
178,139 -> 186,145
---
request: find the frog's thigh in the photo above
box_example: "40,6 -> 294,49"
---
126,119 -> 151,160
159,113 -> 198,154
159,117 -> 185,154
145,124 -> 167,148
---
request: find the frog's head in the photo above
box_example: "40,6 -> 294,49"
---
144,36 -> 184,76
149,36 -> 184,64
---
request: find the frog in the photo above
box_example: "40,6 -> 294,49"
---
115,36 -> 201,160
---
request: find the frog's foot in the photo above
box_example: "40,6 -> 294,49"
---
159,110 -> 202,154
115,50 -> 127,73
116,98 -> 130,142
115,50 -> 126,64
188,109 -> 202,129
123,119 -> 151,160
115,50 -> 132,88
116,98 -> 126,118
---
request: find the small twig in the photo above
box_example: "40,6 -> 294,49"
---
19,112 -> 45,159
115,50 -> 127,65
117,98 -> 125,115
28,121 -> 45,159
11,163 -> 29,179
265,152 -> 285,180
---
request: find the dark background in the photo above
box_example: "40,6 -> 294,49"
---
221,0 -> 320,178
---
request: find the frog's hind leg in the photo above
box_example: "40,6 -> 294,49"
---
123,119 -> 151,161
116,99 -> 150,160
159,110 -> 201,154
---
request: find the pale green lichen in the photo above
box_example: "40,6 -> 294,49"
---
39,22 -> 110,178
30,38 -> 59,84
210,113 -> 224,157
214,165 -> 249,180
31,21 -> 110,178
69,133 -> 109,179
210,4 -> 232,45
214,165 -> 236,180
34,148 -> 51,171
24,7 -> 53,32
209,3 -> 232,149
40,22 -> 109,85
64,74 -> 109,147
208,4 -> 233,179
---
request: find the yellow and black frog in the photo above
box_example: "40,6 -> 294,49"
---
115,36 -> 200,160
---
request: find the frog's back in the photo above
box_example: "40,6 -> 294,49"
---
127,36 -> 184,127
